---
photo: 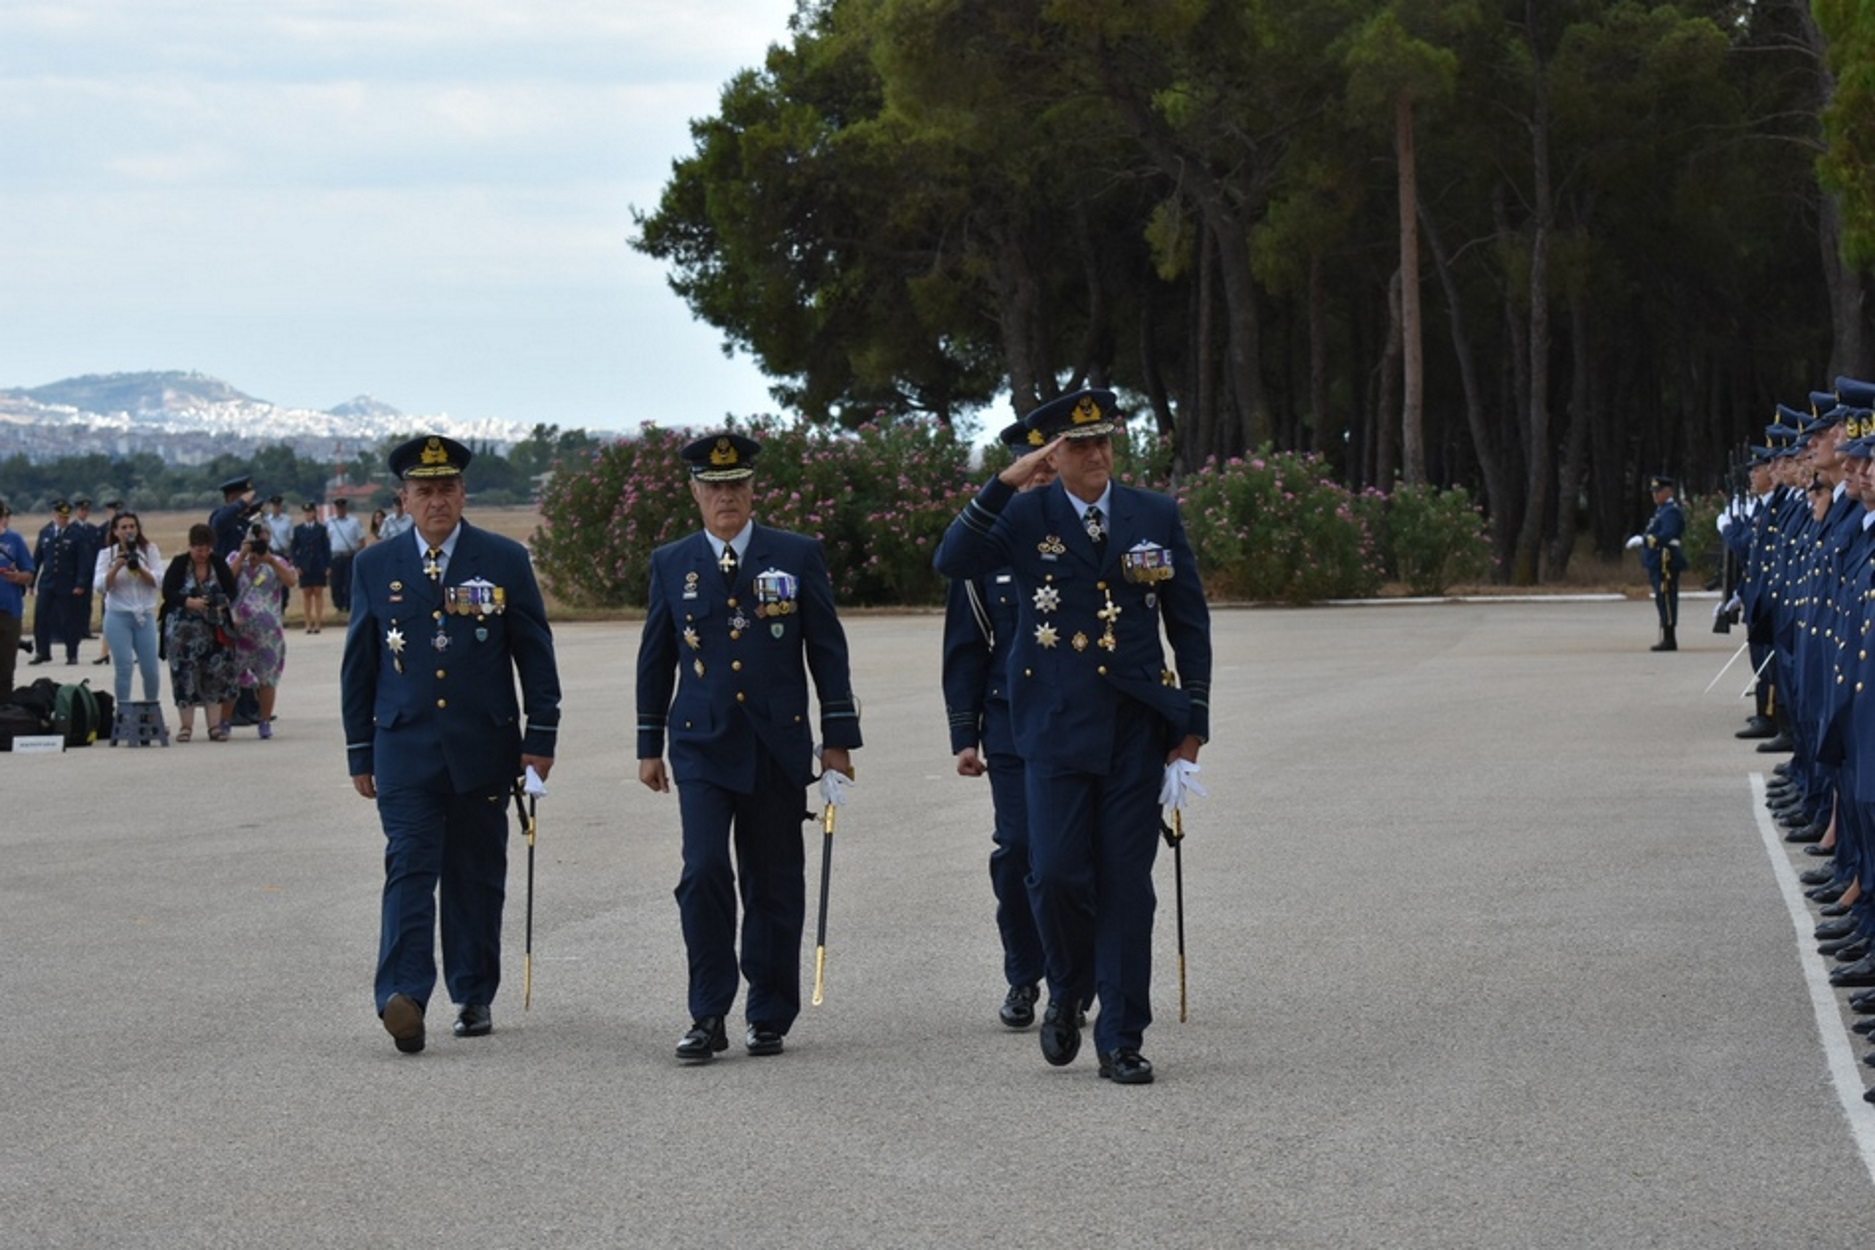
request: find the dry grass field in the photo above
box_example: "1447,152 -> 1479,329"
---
46,505 -> 585,632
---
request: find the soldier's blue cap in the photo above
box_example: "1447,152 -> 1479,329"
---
73,497 -> 90,508
998,420 -> 1038,449
1026,387 -> 1120,441
1838,377 -> 1875,408
1811,391 -> 1844,421
1841,410 -> 1875,457
1648,474 -> 1677,492
681,432 -> 760,482
218,475 -> 253,495
52,499 -> 69,513
388,435 -> 473,480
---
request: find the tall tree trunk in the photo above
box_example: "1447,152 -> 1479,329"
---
1309,252 -> 1332,456
1513,2 -> 1554,587
1548,294 -> 1594,576
1793,0 -> 1875,377
1375,268 -> 1403,490
1396,91 -> 1426,486
1420,199 -> 1515,576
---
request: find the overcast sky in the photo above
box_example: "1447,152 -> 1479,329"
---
0,0 -> 807,433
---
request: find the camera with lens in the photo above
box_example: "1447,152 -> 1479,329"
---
122,544 -> 140,570
246,523 -> 270,556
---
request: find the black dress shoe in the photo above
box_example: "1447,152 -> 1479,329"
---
1757,733 -> 1795,753
1787,824 -> 1828,845
453,1003 -> 492,1037
1097,1050 -> 1155,1085
1830,957 -> 1875,987
1040,996 -> 1082,1067
1853,1017 -> 1875,1036
1737,716 -> 1777,739
1803,868 -> 1837,887
745,1024 -> 785,1056
1820,934 -> 1868,958
1809,882 -> 1848,903
26,655 -> 48,666
1853,989 -> 1875,1011
675,1016 -> 728,1063
1000,983 -> 1039,1029
1816,915 -> 1858,938
1803,844 -> 1836,857
382,992 -> 425,1054
1823,902 -> 1853,918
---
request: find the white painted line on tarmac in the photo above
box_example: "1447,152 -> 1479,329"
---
1750,771 -> 1875,1184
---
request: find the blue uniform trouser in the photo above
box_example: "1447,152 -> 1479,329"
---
374,765 -> 509,1013
1649,566 -> 1679,631
986,747 -> 1045,989
676,748 -> 805,1031
1027,702 -> 1163,1056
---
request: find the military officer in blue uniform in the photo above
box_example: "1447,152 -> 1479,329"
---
209,475 -> 258,560
942,419 -> 1053,1029
342,435 -> 561,1055
636,432 -> 862,1064
1627,474 -> 1688,651
935,387 -> 1212,1086
30,500 -> 87,666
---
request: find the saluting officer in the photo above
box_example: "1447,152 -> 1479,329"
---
342,435 -> 562,1054
1627,475 -> 1688,651
942,419 -> 1053,1030
934,387 -> 1212,1085
635,432 -> 862,1064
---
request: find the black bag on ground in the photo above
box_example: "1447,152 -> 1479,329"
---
0,703 -> 47,750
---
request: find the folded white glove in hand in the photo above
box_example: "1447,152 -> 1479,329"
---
1624,534 -> 1644,550
819,768 -> 853,808
524,764 -> 548,797
1158,759 -> 1208,812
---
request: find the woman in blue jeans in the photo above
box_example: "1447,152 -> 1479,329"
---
92,512 -> 164,708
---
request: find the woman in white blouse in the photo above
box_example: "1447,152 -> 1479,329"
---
93,511 -> 163,707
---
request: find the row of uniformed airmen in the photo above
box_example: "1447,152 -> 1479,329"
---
1715,375 -> 1875,1101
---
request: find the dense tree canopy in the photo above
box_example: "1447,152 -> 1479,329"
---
633,0 -> 1875,582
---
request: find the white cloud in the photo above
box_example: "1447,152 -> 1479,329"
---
0,0 -> 801,429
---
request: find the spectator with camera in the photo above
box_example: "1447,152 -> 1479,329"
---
227,522 -> 298,738
159,522 -> 238,742
93,511 -> 164,710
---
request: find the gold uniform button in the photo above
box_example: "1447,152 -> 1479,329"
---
727,597 -> 739,608
1023,668 -> 1032,678
433,610 -> 444,621
730,630 -> 742,640
794,715 -> 803,724
732,660 -> 742,671
736,691 -> 746,702
436,669 -> 446,679
1097,581 -> 1107,590
436,698 -> 448,709
1097,665 -> 1108,676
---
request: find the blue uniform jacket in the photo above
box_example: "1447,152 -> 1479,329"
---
934,477 -> 1212,774
635,526 -> 861,792
1641,499 -> 1687,575
941,569 -> 1021,758
341,521 -> 561,793
32,523 -> 84,595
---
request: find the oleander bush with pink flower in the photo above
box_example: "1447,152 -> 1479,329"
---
535,421 -> 1492,608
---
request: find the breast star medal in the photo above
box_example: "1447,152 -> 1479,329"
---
1033,584 -> 1061,613
683,625 -> 701,650
385,625 -> 406,674
1034,623 -> 1059,649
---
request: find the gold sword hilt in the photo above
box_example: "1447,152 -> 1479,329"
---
811,947 -> 827,1007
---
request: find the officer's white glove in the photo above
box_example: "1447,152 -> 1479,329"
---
819,768 -> 853,808
524,764 -> 548,797
1716,512 -> 1733,533
1158,759 -> 1208,812
1722,593 -> 1741,615
1624,534 -> 1644,550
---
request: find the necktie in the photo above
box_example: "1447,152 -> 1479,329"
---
719,543 -> 738,587
425,546 -> 444,581
1084,505 -> 1107,551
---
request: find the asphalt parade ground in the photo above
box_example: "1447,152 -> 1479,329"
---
4,599 -> 1869,1248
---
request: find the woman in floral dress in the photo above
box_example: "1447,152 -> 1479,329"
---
228,522 -> 299,739
158,522 -> 238,741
